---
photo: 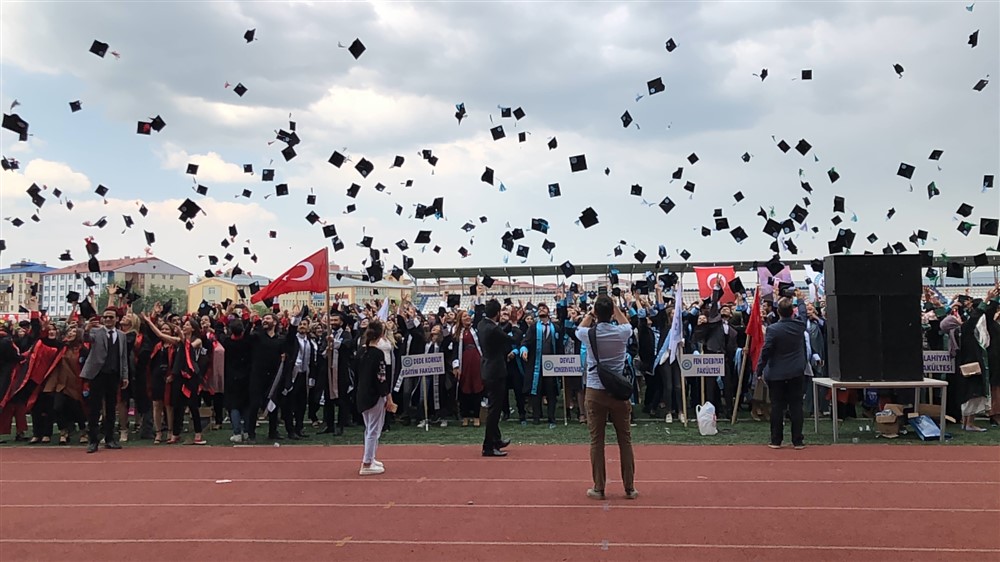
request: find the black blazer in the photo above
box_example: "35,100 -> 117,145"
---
478,317 -> 514,384
756,316 -> 808,382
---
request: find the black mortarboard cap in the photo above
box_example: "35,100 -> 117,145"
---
560,261 -> 576,278
790,204 -> 808,224
973,78 -> 988,92
95,184 -> 109,197
136,121 -> 152,135
88,255 -> 100,273
985,175 -> 994,189
946,262 -> 964,278
2,113 -> 29,141
981,218 -> 999,236
630,184 -> 642,196
542,239 -> 556,254
548,183 -> 561,198
144,231 -> 155,245
305,211 -> 320,225
516,245 -> 529,259
261,169 -> 274,182
346,183 -> 361,198
396,239 -> 409,251
328,151 -> 345,167
831,216 -> 843,226
348,38 -> 366,59
186,163 -> 199,175
833,196 -> 845,213
447,294 -> 461,308
730,227 -> 748,243
974,253 -> 988,267
69,100 -> 82,113
178,198 -> 202,221
777,139 -> 790,153
79,300 -> 97,320
665,38 -> 677,52
956,203 -> 973,217
547,137 -> 557,150
149,115 -> 166,132
345,204 -> 356,214
621,111 -> 633,128
392,155 -> 404,167
89,40 -> 108,57
355,158 -> 374,178
733,191 -> 745,203
801,69 -> 812,80
763,219 -> 781,238
281,146 -> 296,161
481,166 -> 494,185
671,167 -> 683,180
512,107 -> 525,120
897,162 -> 915,179
795,139 -> 812,156
59,251 -> 73,261
714,217 -> 730,231
490,125 -> 505,141
929,149 -> 943,161
66,290 -> 80,304
647,77 -> 665,95
531,218 -> 549,234
634,250 -> 646,263
727,277 -> 745,294
233,83 -> 248,97
415,230 -> 431,244
244,29 -> 255,43
481,275 -> 496,289
680,250 -> 691,261
683,181 -> 696,194
578,207 -> 598,228
828,168 -> 840,183
322,224 -> 338,239
957,221 -> 974,236
569,154 -> 587,173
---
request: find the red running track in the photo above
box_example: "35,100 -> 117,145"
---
1,444 -> 998,561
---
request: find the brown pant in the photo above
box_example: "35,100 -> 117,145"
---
991,386 -> 1000,420
584,388 -> 635,493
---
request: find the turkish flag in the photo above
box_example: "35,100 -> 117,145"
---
694,266 -> 737,302
250,248 -> 329,304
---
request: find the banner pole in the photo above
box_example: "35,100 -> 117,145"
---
731,341 -> 750,425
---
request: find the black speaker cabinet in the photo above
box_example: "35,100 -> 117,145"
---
824,254 -> 922,296
826,294 -> 923,382
823,254 -> 923,381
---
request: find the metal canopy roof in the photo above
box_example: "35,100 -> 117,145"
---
407,254 -> 998,280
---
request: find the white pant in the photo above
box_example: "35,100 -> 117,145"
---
361,397 -> 386,464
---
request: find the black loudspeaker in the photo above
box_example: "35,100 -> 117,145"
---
824,254 -> 922,296
824,255 -> 923,382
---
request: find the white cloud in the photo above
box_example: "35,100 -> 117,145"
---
156,142 -> 247,183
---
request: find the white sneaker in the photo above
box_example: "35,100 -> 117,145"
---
372,459 -> 384,469
679,414 -> 687,424
439,420 -> 448,428
229,434 -> 243,443
359,465 -> 385,476
416,420 -> 428,429
665,413 -> 673,424
242,432 -> 249,440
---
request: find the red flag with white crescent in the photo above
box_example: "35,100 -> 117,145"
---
250,248 -> 329,303
693,266 -> 737,302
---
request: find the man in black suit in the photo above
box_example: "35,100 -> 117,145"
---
478,299 -> 515,457
755,296 -> 808,449
278,306 -> 315,440
520,303 -> 565,428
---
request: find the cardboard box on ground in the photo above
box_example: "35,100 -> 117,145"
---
875,403 -> 956,438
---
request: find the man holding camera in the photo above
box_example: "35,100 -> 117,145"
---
576,294 -> 638,500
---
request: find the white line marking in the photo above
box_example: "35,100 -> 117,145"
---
0,538 -> 996,554
0,477 -> 994,485
2,502 -> 995,513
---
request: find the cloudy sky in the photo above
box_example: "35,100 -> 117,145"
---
1,1 -> 997,282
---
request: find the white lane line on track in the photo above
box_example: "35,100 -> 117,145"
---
1,477 -> 995,485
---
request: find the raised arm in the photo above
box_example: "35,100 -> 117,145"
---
139,313 -> 181,345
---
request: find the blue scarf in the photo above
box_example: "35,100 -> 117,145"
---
529,321 -> 545,395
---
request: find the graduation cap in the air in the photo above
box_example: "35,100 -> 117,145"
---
833,196 -> 845,213
683,181 -> 696,194
547,137 -> 557,150
78,299 -> 97,320
671,167 -> 683,180
512,107 -> 525,120
531,218 -> 550,234
89,40 -> 109,57
621,111 -> 633,128
415,230 -> 432,245
69,100 -> 82,112
956,203 -> 974,218
777,139 -> 790,153
985,175 -> 995,189
481,167 -> 494,185
665,38 -> 677,52
1,156 -> 18,171
490,125 -> 505,141
795,139 -> 812,156
186,163 -> 199,175
328,151 -> 346,167
886,208 -> 896,220
973,78 -> 988,92
893,63 -> 904,78
233,83 -> 248,97
355,158 -> 374,178
569,155 -> 587,172
548,183 -> 561,198
305,211 -> 321,225
929,149 -> 943,161
2,113 -> 29,141
897,162 -> 915,179
679,249 -> 691,261
957,221 -> 974,236
647,77 -> 665,95
347,38 -> 366,59
578,207 -> 598,228
244,29 -> 256,43
828,168 -> 840,183
560,261 -> 576,278
322,224 -> 338,239
801,69 -> 813,80
178,199 -> 202,221
94,184 -> 109,198
946,261 -> 964,278
542,239 -> 556,254
88,255 -> 101,273
346,183 -> 361,198
714,217 -> 730,231
981,218 -> 999,236
144,231 -> 155,245
687,153 -> 699,165
260,169 -> 274,182
927,181 -> 940,199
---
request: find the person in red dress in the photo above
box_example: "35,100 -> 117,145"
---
454,310 -> 484,427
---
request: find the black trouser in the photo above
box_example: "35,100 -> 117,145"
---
503,368 -> 526,421
171,385 -> 202,436
283,372 -> 308,436
643,367 -> 661,414
87,372 -> 119,444
309,374 -> 326,423
54,393 -> 86,432
482,377 -> 505,452
133,350 -> 151,419
31,392 -> 54,438
768,376 -> 805,446
722,354 -> 738,417
530,377 -> 558,424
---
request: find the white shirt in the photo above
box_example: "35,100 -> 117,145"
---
295,334 -> 311,373
576,323 -> 633,390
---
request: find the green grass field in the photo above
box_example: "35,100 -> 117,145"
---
6,409 -> 998,448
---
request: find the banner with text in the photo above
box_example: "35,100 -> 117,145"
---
399,353 -> 445,378
679,354 -> 726,378
542,355 -> 582,377
922,351 -> 955,375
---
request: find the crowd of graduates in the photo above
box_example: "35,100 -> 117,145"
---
1,277 -> 998,448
